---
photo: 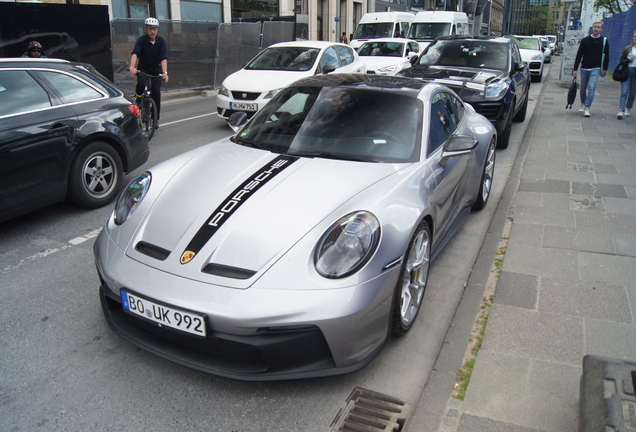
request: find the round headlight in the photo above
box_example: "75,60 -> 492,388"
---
314,211 -> 381,279
114,172 -> 151,225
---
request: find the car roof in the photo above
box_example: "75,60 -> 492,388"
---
358,38 -> 417,45
434,35 -> 512,44
288,73 -> 429,95
0,58 -> 71,65
268,41 -> 351,49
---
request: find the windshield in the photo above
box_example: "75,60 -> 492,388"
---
419,40 -> 509,70
353,23 -> 395,39
358,41 -> 405,57
233,85 -> 422,163
512,37 -> 541,50
245,47 -> 320,71
408,23 -> 451,40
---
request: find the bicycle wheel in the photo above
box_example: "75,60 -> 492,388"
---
140,97 -> 157,141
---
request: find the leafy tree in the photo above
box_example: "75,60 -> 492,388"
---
593,0 -> 636,15
528,5 -> 550,35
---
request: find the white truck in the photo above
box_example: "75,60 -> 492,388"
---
350,11 -> 415,49
407,11 -> 469,51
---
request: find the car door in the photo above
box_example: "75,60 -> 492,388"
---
0,69 -> 77,217
509,42 -> 529,112
317,45 -> 364,74
425,91 -> 472,243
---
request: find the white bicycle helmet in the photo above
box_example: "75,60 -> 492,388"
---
144,17 -> 159,27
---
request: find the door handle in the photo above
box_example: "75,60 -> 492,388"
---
48,124 -> 70,137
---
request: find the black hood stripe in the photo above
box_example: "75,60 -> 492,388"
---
180,155 -> 299,264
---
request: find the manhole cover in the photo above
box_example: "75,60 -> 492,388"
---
330,387 -> 412,432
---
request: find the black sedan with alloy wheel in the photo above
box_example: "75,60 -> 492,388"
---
0,58 -> 149,224
400,36 -> 531,149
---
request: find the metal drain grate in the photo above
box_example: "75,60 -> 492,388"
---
330,387 -> 412,432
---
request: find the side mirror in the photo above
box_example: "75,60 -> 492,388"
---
514,61 -> 526,71
322,64 -> 337,74
441,135 -> 477,163
228,111 -> 248,133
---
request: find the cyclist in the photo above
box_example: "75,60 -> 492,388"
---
129,17 -> 168,127
22,41 -> 47,58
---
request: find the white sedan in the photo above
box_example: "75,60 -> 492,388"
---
357,38 -> 420,75
216,41 -> 366,119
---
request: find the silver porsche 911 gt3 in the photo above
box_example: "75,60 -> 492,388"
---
94,74 -> 496,381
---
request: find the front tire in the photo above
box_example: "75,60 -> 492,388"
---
496,109 -> 512,149
392,222 -> 431,336
513,93 -> 528,122
141,98 -> 157,141
67,141 -> 123,208
473,138 -> 496,210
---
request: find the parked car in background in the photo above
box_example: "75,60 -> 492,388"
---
407,11 -> 469,51
357,38 -> 420,75
506,35 -> 544,82
216,41 -> 365,120
349,11 -> 415,49
0,58 -> 149,224
96,74 -> 497,381
400,36 -> 530,149
534,35 -> 552,63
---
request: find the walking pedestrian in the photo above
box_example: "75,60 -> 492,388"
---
617,31 -> 636,119
129,17 -> 168,127
573,21 -> 609,117
340,32 -> 348,44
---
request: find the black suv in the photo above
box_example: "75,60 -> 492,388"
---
400,36 -> 530,149
0,58 -> 149,223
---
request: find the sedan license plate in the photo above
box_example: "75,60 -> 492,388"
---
121,290 -> 206,337
230,102 -> 257,111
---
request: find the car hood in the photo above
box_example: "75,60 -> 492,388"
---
124,141 -> 402,288
401,65 -> 504,98
360,56 -> 406,71
518,49 -> 542,61
224,69 -> 314,92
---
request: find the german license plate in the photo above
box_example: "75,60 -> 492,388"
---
121,290 -> 206,337
230,102 -> 257,111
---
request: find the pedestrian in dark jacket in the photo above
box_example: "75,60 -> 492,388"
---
573,21 -> 609,117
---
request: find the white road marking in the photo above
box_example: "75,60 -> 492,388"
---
1,228 -> 103,275
161,112 -> 217,127
68,228 -> 103,245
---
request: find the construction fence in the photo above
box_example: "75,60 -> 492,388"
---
111,19 -> 296,96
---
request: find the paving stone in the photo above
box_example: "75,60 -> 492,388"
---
493,272 -> 537,309
507,223 -> 543,247
462,351 -> 579,431
604,197 -> 636,214
539,277 -> 631,323
481,305 -> 584,365
571,182 -> 627,198
585,318 -> 636,360
614,232 -> 636,257
518,179 -> 570,193
578,251 -> 636,286
575,211 -> 636,234
502,243 -> 578,279
510,206 -> 575,227
542,226 -> 615,254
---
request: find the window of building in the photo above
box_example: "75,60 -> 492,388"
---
552,11 -> 559,20
181,0 -> 222,21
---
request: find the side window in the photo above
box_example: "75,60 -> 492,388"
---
319,47 -> 340,72
428,92 -> 456,153
336,46 -> 354,66
39,71 -> 102,104
0,70 -> 52,117
510,44 -> 521,68
401,22 -> 410,37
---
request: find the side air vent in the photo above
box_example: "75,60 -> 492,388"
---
135,241 -> 170,261
202,263 -> 256,280
330,387 -> 412,432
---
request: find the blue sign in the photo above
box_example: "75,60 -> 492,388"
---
334,16 -> 340,22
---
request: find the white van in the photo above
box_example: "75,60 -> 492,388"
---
350,12 -> 415,49
407,11 -> 469,51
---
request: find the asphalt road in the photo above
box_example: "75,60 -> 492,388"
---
0,72 -> 546,431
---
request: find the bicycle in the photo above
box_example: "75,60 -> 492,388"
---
135,71 -> 162,141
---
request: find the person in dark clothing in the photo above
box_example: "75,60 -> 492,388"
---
572,21 -> 609,117
129,17 -> 168,125
22,41 -> 47,58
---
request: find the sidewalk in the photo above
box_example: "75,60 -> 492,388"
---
411,56 -> 636,432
